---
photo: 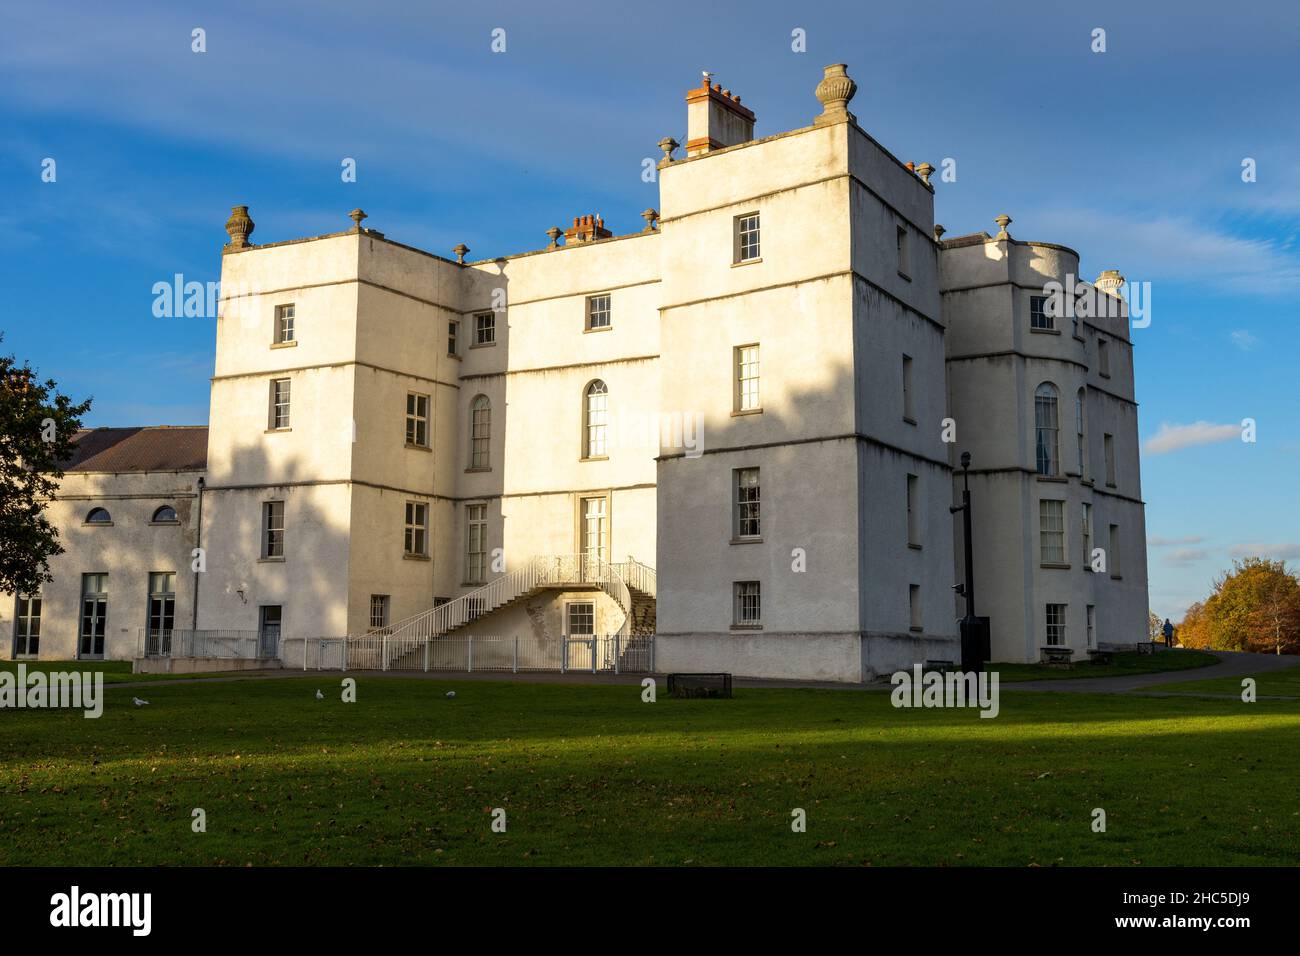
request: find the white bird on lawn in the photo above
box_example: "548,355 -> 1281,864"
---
445,691 -> 456,699
315,689 -> 324,700
132,697 -> 149,707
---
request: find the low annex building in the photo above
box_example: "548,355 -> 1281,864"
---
1,65 -> 1149,681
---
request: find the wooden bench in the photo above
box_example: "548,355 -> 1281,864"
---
1087,649 -> 1114,665
667,673 -> 733,699
1040,646 -> 1074,668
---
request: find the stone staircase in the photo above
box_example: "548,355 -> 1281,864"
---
359,555 -> 656,670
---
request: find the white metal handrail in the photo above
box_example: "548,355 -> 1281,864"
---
364,553 -> 636,668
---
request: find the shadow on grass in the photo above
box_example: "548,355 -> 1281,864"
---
1,677 -> 1297,867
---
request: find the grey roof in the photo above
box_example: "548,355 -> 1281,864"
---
63,426 -> 208,472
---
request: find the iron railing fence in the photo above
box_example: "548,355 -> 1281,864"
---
138,628 -> 269,660
282,634 -> 655,674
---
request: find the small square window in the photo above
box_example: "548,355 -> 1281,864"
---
474,312 -> 496,346
587,294 -> 611,330
1030,295 -> 1054,331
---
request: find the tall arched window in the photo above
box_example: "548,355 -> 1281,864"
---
1034,383 -> 1059,476
469,395 -> 491,470
584,380 -> 608,459
1075,388 -> 1087,477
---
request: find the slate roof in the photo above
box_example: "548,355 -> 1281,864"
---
62,426 -> 208,472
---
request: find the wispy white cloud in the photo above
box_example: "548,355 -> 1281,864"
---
1148,535 -> 1206,547
1227,543 -> 1300,561
1230,329 -> 1258,350
1144,421 -> 1242,454
1163,548 -> 1209,567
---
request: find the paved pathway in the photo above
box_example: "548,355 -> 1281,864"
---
1004,649 -> 1300,696
102,650 -> 1300,698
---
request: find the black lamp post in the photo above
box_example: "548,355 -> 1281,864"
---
949,452 -> 987,672
192,476 -> 205,631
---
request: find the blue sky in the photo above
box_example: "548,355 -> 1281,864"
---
2,0 -> 1297,620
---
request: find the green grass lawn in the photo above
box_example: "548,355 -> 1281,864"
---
0,660 -> 233,683
992,649 -> 1219,682
2,674 -> 1297,867
1141,661 -> 1300,698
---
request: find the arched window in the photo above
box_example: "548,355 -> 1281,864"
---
85,507 -> 112,524
1075,388 -> 1087,477
469,395 -> 491,470
584,380 -> 608,459
151,505 -> 178,523
1034,383 -> 1059,476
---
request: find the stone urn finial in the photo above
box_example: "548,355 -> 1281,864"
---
642,208 -> 659,232
994,214 -> 1012,239
1095,269 -> 1125,296
224,205 -> 255,248
658,136 -> 679,163
933,224 -> 946,242
453,243 -> 469,264
545,226 -> 562,250
916,162 -> 935,186
814,64 -> 857,126
349,208 -> 368,231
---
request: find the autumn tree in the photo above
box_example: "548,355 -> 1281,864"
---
1178,558 -> 1300,655
0,336 -> 92,595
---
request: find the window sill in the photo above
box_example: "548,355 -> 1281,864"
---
258,557 -> 285,564
461,581 -> 486,588
1106,481 -> 1117,489
470,341 -> 497,349
580,455 -> 609,463
1036,475 -> 1067,483
1081,478 -> 1095,487
908,543 -> 922,551
730,536 -> 763,545
446,352 -> 462,360
265,427 -> 292,434
909,625 -> 924,633
897,271 -> 912,283
1030,326 -> 1061,335
730,623 -> 763,631
403,554 -> 431,562
732,257 -> 762,268
584,325 -> 612,334
1099,372 -> 1112,379
464,467 -> 492,474
405,443 -> 433,453
731,408 -> 763,417
1110,574 -> 1123,581
1041,562 -> 1071,570
84,522 -> 115,527
270,340 -> 298,349
149,521 -> 181,526
903,416 -> 917,426
1073,334 -> 1086,343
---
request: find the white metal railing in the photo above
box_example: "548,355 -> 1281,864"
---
138,628 -> 269,660
284,634 -> 654,674
612,557 -> 656,598
366,554 -> 635,668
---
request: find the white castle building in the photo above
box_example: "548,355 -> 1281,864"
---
2,65 -> 1149,681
